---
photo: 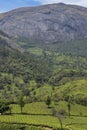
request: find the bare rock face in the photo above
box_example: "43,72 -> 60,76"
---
0,3 -> 87,43
0,30 -> 23,51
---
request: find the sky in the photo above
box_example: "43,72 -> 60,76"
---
0,0 -> 87,13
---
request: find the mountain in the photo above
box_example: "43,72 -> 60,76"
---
0,3 -> 87,105
0,30 -> 23,51
0,3 -> 87,44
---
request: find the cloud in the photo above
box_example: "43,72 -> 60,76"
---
70,0 -> 87,7
34,0 -> 87,7
34,0 -> 61,4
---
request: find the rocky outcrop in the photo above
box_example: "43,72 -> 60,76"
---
0,3 -> 87,43
0,30 -> 23,51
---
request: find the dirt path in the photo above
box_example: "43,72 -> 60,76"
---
66,125 -> 73,130
43,127 -> 53,130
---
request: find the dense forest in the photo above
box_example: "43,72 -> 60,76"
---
0,42 -> 87,106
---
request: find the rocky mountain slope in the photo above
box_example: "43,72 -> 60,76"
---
0,30 -> 23,51
0,3 -> 87,43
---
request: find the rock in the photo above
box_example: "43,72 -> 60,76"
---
0,3 -> 87,43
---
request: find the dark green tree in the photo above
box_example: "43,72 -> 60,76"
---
67,102 -> 71,117
19,95 -> 25,114
0,101 -> 10,114
45,96 -> 51,108
67,95 -> 73,117
51,107 -> 63,130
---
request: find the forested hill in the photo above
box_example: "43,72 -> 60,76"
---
0,46 -> 52,100
0,45 -> 87,105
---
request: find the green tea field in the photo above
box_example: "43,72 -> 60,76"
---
0,102 -> 87,130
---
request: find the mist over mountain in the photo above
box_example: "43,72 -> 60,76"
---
0,3 -> 87,44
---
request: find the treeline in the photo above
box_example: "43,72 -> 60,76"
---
49,39 -> 87,57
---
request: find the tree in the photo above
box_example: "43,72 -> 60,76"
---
19,95 -> 25,114
0,101 -> 10,114
67,102 -> 71,117
67,95 -> 73,117
45,96 -> 51,108
58,116 -> 63,130
9,106 -> 12,115
51,107 -> 63,130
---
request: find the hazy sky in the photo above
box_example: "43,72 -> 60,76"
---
0,0 -> 87,13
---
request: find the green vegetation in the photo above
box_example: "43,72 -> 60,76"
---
17,37 -> 87,57
0,102 -> 87,130
11,102 -> 51,115
48,39 -> 87,57
0,46 -> 87,105
10,101 -> 87,117
0,34 -> 87,130
0,100 -> 10,114
18,95 -> 25,113
45,96 -> 51,108
0,124 -> 45,130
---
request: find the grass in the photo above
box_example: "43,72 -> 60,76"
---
0,115 -> 59,128
11,102 -> 51,115
54,101 -> 87,116
27,47 -> 43,56
0,102 -> 87,129
63,116 -> 87,130
0,114 -> 87,129
11,101 -> 87,116
0,124 -> 45,130
69,124 -> 87,130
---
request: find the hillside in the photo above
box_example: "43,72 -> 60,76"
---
0,45 -> 87,106
0,30 -> 23,51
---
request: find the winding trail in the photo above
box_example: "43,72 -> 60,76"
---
66,125 -> 73,130
43,127 -> 53,130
